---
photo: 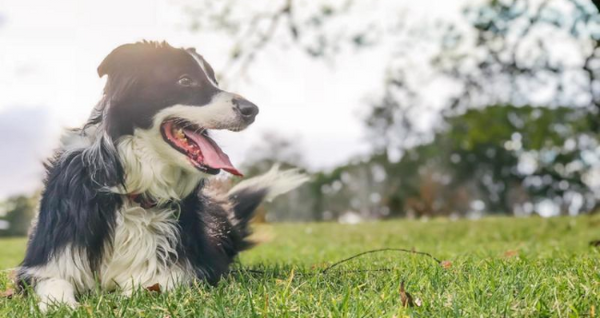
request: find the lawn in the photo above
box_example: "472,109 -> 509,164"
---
1,216 -> 599,317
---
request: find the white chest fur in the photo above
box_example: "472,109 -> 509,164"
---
100,202 -> 191,292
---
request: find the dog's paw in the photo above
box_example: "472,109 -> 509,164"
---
35,277 -> 79,313
120,288 -> 134,298
38,298 -> 79,313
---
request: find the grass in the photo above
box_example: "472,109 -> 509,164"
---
1,216 -> 599,317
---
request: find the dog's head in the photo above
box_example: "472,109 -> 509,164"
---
94,41 -> 258,177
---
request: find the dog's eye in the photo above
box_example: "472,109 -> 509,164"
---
178,77 -> 194,87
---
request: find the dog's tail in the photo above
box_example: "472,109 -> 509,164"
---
227,165 -> 308,244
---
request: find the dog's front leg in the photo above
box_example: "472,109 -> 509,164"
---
35,277 -> 79,312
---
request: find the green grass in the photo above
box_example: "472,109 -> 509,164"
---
1,216 -> 599,317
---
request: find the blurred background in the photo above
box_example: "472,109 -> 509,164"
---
2,0 -> 600,235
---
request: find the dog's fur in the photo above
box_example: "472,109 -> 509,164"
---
16,41 -> 308,311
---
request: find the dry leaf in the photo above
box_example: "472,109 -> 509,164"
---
0,288 -> 14,299
441,260 -> 452,269
414,297 -> 423,307
503,250 -> 519,258
146,283 -> 161,293
84,304 -> 94,315
399,281 -> 415,307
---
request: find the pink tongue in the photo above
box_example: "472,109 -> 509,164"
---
184,130 -> 243,177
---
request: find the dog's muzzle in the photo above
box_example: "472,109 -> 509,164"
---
232,96 -> 259,125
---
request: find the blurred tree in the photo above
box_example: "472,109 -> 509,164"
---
363,0 -> 600,215
440,105 -> 597,214
181,0 -> 401,83
368,0 -> 600,152
182,0 -> 600,218
0,194 -> 36,236
362,105 -> 598,217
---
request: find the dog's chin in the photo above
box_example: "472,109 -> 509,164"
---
160,119 -> 244,177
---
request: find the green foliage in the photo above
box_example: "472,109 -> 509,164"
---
0,195 -> 36,237
1,216 -> 599,317
308,105 -> 600,218
446,106 -> 593,151
367,0 -> 600,149
437,105 -> 597,214
236,104 -> 599,220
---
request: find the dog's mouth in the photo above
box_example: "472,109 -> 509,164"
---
161,120 -> 242,177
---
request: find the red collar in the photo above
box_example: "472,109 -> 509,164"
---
128,194 -> 157,209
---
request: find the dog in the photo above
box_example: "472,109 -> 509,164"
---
16,41 -> 307,311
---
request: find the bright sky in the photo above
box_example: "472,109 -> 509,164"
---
0,0 -> 467,198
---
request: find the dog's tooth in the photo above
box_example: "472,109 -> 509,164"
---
175,128 -> 186,140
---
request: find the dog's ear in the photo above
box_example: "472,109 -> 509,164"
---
98,43 -> 140,78
98,41 -> 171,78
97,42 -> 157,102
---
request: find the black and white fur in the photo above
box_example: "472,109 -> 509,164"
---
16,41 -> 307,311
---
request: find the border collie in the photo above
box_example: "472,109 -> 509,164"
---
16,41 -> 307,311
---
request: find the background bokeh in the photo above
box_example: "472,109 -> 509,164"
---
2,0 -> 600,235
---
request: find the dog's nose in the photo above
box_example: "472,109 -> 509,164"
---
233,97 -> 259,120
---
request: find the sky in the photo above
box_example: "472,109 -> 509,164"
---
0,0 -> 468,198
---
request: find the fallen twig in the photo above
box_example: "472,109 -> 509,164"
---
232,247 -> 443,277
321,248 -> 442,274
